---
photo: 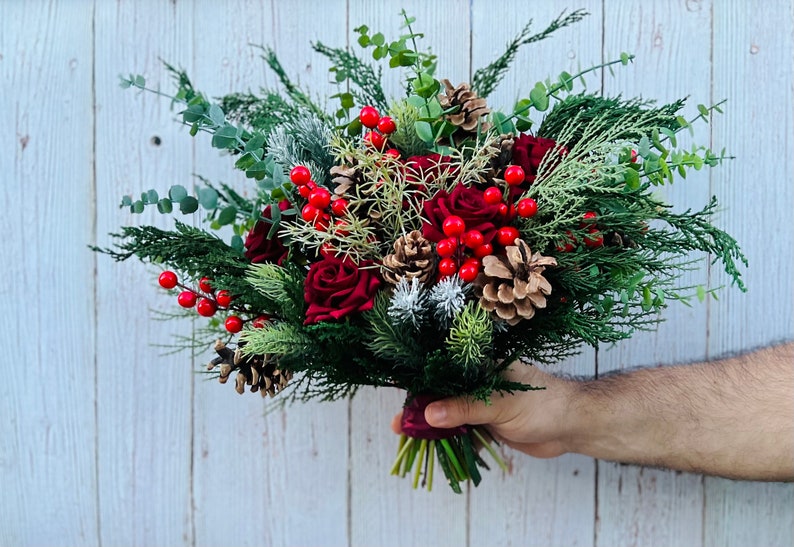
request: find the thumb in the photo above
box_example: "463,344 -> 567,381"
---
425,396 -> 501,428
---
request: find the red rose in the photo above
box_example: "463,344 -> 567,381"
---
422,183 -> 504,244
244,201 -> 291,265
304,256 -> 381,325
511,134 -> 559,185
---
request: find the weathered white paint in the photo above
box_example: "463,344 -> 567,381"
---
1,1 -> 792,546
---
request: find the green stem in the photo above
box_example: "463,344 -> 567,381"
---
413,439 -> 428,489
390,435 -> 413,475
440,438 -> 466,481
472,427 -> 508,472
427,440 -> 435,492
402,436 -> 421,477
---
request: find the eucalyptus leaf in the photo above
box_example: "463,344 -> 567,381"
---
169,185 -> 188,202
156,198 -> 173,214
179,196 -> 199,214
217,205 -> 237,225
198,187 -> 219,210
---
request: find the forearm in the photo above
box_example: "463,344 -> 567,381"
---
566,343 -> 794,481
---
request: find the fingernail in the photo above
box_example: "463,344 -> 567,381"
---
426,404 -> 447,426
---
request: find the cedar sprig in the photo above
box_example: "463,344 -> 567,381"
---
472,9 -> 590,99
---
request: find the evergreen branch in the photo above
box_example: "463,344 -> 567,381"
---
312,41 -> 388,111
472,9 -> 589,98
255,45 -> 330,122
446,302 -> 492,374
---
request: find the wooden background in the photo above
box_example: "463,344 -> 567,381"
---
2,0 -> 793,545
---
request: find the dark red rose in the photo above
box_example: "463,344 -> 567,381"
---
511,134 -> 559,185
244,201 -> 292,265
303,256 -> 381,325
422,183 -> 504,244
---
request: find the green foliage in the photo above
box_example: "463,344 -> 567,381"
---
446,302 -> 492,374
472,9 -> 589,99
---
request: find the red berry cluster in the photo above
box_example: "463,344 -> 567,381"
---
483,165 -> 539,221
291,164 -> 353,238
157,271 -> 269,333
435,215 -> 485,282
359,105 -> 396,152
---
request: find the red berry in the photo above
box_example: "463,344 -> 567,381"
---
483,186 -> 503,205
474,242 -> 494,258
585,228 -> 604,248
385,148 -> 401,159
177,290 -> 196,308
289,165 -> 311,186
364,131 -> 386,150
306,181 -> 317,190
436,238 -> 457,258
463,230 -> 484,249
224,315 -> 244,333
196,298 -> 217,317
252,315 -> 270,329
298,185 -> 312,198
308,187 -> 331,210
504,165 -> 526,186
496,226 -> 520,246
331,199 -> 348,216
198,276 -> 212,293
377,116 -> 396,134
314,213 -> 330,231
359,106 -> 380,129
158,271 -> 178,289
463,257 -> 481,269
458,262 -> 479,283
498,203 -> 509,216
320,242 -> 339,257
517,198 -> 538,218
438,257 -> 458,276
442,215 -> 466,237
216,290 -> 232,308
580,211 -> 597,229
333,220 -> 350,236
630,149 -> 638,163
301,204 -> 320,222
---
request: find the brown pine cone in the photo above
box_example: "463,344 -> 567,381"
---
474,239 -> 557,325
382,230 -> 436,285
207,339 -> 293,397
438,79 -> 492,134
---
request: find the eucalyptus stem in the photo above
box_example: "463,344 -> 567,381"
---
413,439 -> 428,489
390,435 -> 413,475
426,440 -> 435,491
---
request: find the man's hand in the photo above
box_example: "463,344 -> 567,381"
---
392,364 -> 577,459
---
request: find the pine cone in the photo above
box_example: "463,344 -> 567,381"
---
477,133 -> 515,184
207,339 -> 293,397
438,79 -> 491,134
474,239 -> 557,325
382,230 -> 436,284
330,162 -> 363,197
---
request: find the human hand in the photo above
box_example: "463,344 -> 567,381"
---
391,363 -> 577,459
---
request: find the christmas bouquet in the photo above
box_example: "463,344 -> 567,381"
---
97,10 -> 745,492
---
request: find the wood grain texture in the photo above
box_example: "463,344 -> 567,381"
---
94,1 -> 195,545
597,1 -> 714,546
190,3 -> 350,545
706,2 -> 794,545
346,3 -> 471,545
0,2 -> 98,545
2,0 -> 793,545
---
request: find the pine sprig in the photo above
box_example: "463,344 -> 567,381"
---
472,9 -> 590,99
446,302 -> 492,374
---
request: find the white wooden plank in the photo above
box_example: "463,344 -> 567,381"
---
0,1 -> 98,545
189,1 -> 350,545
706,2 -> 794,545
597,1 -> 714,545
468,2 -> 601,545
345,2 -> 471,545
94,1 -> 195,545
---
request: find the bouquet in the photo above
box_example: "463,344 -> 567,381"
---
96,9 -> 745,493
